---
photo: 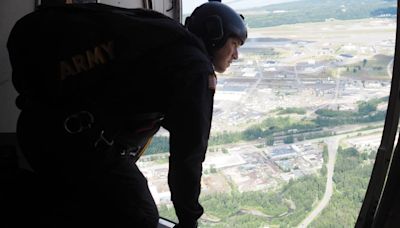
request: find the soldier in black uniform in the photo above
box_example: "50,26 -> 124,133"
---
7,1 -> 246,227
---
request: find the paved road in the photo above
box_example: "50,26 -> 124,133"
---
297,136 -> 340,227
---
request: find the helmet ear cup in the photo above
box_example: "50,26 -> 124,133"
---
204,15 -> 223,44
186,2 -> 247,52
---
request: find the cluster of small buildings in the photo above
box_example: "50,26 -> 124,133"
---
138,141 -> 324,205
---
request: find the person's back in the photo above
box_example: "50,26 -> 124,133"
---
8,2 -> 247,227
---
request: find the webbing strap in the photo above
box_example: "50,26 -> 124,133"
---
132,136 -> 154,162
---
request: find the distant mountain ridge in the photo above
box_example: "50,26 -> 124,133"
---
240,0 -> 396,28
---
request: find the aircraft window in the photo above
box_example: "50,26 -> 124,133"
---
137,0 -> 398,226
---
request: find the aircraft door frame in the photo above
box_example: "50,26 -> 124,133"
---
356,1 -> 400,227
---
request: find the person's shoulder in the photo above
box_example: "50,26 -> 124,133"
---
166,42 -> 212,70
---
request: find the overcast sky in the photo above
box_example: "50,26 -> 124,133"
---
183,0 -> 299,14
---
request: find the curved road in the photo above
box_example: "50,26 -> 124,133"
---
296,57 -> 392,227
297,136 -> 340,227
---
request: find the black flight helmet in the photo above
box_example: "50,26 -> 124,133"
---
185,1 -> 247,55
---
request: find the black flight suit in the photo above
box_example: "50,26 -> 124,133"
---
7,4 -> 215,228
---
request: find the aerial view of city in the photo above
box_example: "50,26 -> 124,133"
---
139,0 -> 397,227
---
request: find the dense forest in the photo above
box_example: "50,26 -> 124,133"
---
159,170 -> 326,227
145,136 -> 169,155
310,147 -> 376,227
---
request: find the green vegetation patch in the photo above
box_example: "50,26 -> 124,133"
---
342,54 -> 393,79
276,107 -> 307,115
315,97 -> 387,127
145,135 -> 169,155
147,97 -> 387,155
199,174 -> 325,227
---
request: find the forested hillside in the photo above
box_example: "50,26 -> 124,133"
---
241,0 -> 396,28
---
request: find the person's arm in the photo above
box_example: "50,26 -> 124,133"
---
162,57 -> 214,227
